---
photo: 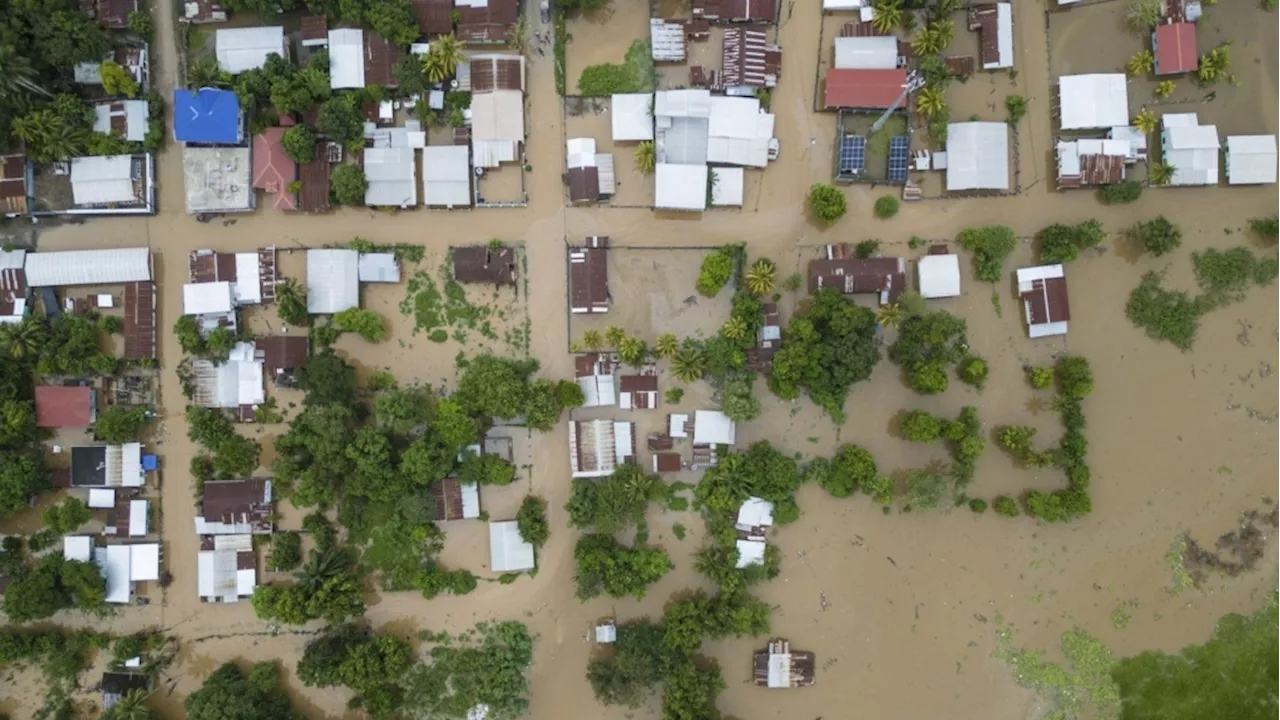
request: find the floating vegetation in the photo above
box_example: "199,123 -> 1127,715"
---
994,626 -> 1120,720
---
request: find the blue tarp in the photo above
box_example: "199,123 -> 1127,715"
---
173,88 -> 242,144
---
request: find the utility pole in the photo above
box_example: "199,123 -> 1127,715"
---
871,70 -> 925,134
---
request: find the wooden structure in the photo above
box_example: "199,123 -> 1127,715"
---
752,639 -> 816,688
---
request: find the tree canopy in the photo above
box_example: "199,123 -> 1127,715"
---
957,225 -> 1017,282
186,662 -> 305,720
574,534 -> 671,600
402,621 -> 536,720
768,288 -> 880,421
566,463 -> 663,534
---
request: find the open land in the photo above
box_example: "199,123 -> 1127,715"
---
0,0 -> 1277,718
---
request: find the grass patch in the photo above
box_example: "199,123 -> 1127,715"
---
867,113 -> 908,170
994,627 -> 1120,719
400,260 -> 498,344
576,38 -> 655,96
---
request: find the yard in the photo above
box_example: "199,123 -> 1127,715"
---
564,1 -> 654,95
563,97 -> 654,208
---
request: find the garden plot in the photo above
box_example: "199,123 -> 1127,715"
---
563,98 -> 654,208
564,2 -> 654,95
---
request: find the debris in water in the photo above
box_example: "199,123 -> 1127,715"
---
886,556 -> 898,568
819,592 -> 830,611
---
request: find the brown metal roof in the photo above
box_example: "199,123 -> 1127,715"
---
568,247 -> 608,312
807,257 -> 906,303
1057,151 -> 1125,189
453,246 -> 517,284
431,477 -> 468,521
1022,276 -> 1070,325
566,166 -> 600,203
0,268 -> 27,319
201,478 -> 271,532
574,352 -> 614,378
189,251 -> 237,284
411,0 -> 454,35
969,4 -> 1002,67
255,336 -> 309,375
470,55 -> 524,92
840,21 -> 886,37
456,0 -> 518,42
122,282 -> 155,359
236,550 -> 257,570
301,15 -> 328,41
647,433 -> 674,451
694,0 -> 774,21
752,644 -> 816,687
722,27 -> 780,88
0,155 -> 27,214
35,386 -> 95,428
364,33 -> 400,87
619,375 -> 658,393
653,452 -> 682,472
94,0 -> 135,27
298,148 -> 332,212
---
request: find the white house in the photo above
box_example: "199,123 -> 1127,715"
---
1016,264 -> 1070,338
833,36 -> 898,70
216,26 -> 287,74
655,164 -> 708,211
693,410 -> 736,445
328,28 -> 365,89
70,156 -> 137,206
306,249 -> 359,314
1058,74 -> 1129,130
363,148 -> 418,207
946,122 -> 1009,192
612,93 -> 654,141
1161,113 -> 1219,186
489,521 -> 535,572
917,253 -> 961,298
422,145 -> 472,207
1224,135 -> 1277,185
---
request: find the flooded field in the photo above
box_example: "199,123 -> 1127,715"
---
1,0 -> 1277,718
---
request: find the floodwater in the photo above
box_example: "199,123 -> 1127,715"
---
2,0 -> 1277,718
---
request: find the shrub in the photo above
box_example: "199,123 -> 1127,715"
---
100,61 -> 139,98
957,226 -> 1016,282
516,496 -> 550,548
968,498 -> 988,514
1056,356 -> 1094,399
958,356 -> 988,389
267,532 -> 303,571
1037,219 -> 1106,264
854,239 -> 881,259
873,195 -> 900,219
1028,366 -> 1054,389
1005,94 -> 1027,124
331,165 -> 368,206
1134,216 -> 1182,256
127,9 -> 153,40
664,387 -> 684,404
807,183 -> 847,225
333,308 -> 387,342
576,39 -> 654,95
697,249 -> 735,297
993,496 -> 1018,517
281,125 -> 317,163
900,410 -> 943,442
1250,215 -> 1279,243
1099,181 -> 1142,204
908,361 -> 949,395
1125,271 -> 1201,349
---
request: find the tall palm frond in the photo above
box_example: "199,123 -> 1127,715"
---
297,547 -> 351,594
720,316 -> 748,341
876,304 -> 904,329
671,348 -> 706,382
745,259 -> 776,295
634,141 -> 656,173
654,333 -> 679,358
581,329 -> 603,350
1148,161 -> 1175,186
915,86 -> 947,119
871,0 -> 903,33
1127,50 -> 1154,77
1132,109 -> 1158,135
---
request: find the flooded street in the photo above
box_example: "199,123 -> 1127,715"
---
3,0 -> 1277,718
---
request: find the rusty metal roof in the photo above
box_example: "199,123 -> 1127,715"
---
453,246 -> 517,284
569,247 -> 608,312
122,281 -> 155,359
412,0 -> 454,35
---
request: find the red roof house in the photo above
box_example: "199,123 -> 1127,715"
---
252,128 -> 298,211
824,68 -> 908,110
36,386 -> 96,428
1153,23 -> 1197,76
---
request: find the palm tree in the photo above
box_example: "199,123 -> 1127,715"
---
634,141 -> 656,173
915,85 -> 947,119
187,56 -> 230,88
910,28 -> 943,56
1132,109 -> 1158,135
1148,161 -> 1176,186
428,33 -> 466,81
671,348 -> 706,382
0,319 -> 44,361
654,333 -> 678,358
108,688 -> 152,720
876,304 -> 904,329
1153,80 -> 1175,98
505,14 -> 530,54
421,52 -> 449,83
297,547 -> 351,595
745,259 -> 776,295
1127,50 -> 1154,77
871,0 -> 903,34
720,316 -> 748,341
928,19 -> 955,50
0,46 -> 51,99
604,324 -> 626,348
930,0 -> 964,17
1197,45 -> 1231,85
618,337 -> 647,366
581,329 -> 603,350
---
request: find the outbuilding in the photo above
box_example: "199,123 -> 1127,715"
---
945,122 -> 1010,192
489,521 -> 535,572
1224,135 -> 1276,185
917,252 -> 961,299
1016,264 -> 1070,338
306,249 -> 360,314
1058,74 -> 1129,131
216,26 -> 287,74
611,94 -> 654,141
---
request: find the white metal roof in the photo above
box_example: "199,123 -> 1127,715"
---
364,147 -> 418,207
70,155 -> 135,206
710,166 -> 745,206
1165,124 -> 1220,186
129,500 -> 149,537
824,0 -> 864,7
489,521 -> 535,572
707,97 -> 774,167
1015,263 -> 1065,288
569,419 -> 619,478
567,137 -> 597,169
89,488 -> 116,508
735,538 -> 766,568
1225,135 -> 1276,185
24,247 -> 151,287
183,281 -> 235,315
422,145 -> 472,207
233,253 -> 262,304
472,90 -> 524,144
1058,74 -> 1129,130
0,249 -> 25,269
64,536 -> 93,562
306,249 -> 360,314
834,36 -> 898,69
358,253 -> 400,282
198,549 -> 248,600
987,4 -> 1014,69
655,163 -> 708,211
736,496 -> 775,530
651,18 -> 686,61
669,413 -> 689,438
103,545 -> 132,603
577,375 -> 617,407
129,543 -> 159,581
1161,112 -> 1199,128
597,154 -> 616,195
655,89 -> 712,119
767,651 -> 791,688
460,481 -> 481,519
694,409 -> 736,445
216,26 -> 285,74
119,443 -> 143,488
329,28 -> 365,88
612,93 -> 654,140
94,100 -> 149,142
918,254 -> 961,298
946,122 -> 1010,191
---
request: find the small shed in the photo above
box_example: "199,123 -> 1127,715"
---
0,155 -> 28,215
575,353 -> 617,408
358,253 -> 400,283
432,477 -> 481,521
612,94 -> 654,141
93,100 -> 148,142
306,249 -> 359,314
1153,22 -> 1197,76
569,419 -> 635,478
619,374 -> 658,410
653,452 -> 682,473
917,254 -> 961,298
969,4 -> 1013,70
64,535 -> 94,562
693,410 -> 736,446
1225,135 -> 1278,185
752,640 -> 816,688
101,672 -> 150,710
736,496 -> 775,532
454,246 -> 518,285
651,18 -> 688,62
489,521 -> 535,572
736,538 -> 766,567
1016,264 -> 1070,338
300,15 -> 328,46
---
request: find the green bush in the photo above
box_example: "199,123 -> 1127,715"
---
1099,181 -> 1142,204
127,9 -> 153,40
281,125 -> 317,163
696,249 -> 734,297
1249,215 -> 1278,242
1056,356 -> 1094,399
993,496 -> 1018,517
333,308 -> 387,342
576,39 -> 655,95
873,195 -> 900,219
331,165 -> 368,206
957,226 -> 1016,282
267,532 -> 303,571
908,361 -> 949,395
1028,366 -> 1054,389
1037,219 -> 1106,264
1134,216 -> 1182,256
968,498 -> 988,514
516,495 -> 549,548
958,356 -> 988,389
1125,271 -> 1201,349
807,183 -> 847,225
1005,94 -> 1027,123
854,239 -> 881,258
900,409 -> 943,442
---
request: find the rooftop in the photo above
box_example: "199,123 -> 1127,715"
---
569,246 -> 609,312
823,68 -> 907,109
216,26 -> 286,74
36,386 -> 95,428
252,128 -> 298,211
255,335 -> 309,377
833,36 -> 898,70
123,282 -> 156,359
489,520 -> 534,572
364,147 -> 418,207
722,27 -> 780,88
0,155 -> 27,215
70,155 -> 140,206
611,94 -> 654,141
364,33 -> 399,87
454,246 -> 518,284
693,0 -> 774,22
456,0 -> 519,43
1058,74 -> 1129,131
655,163 -> 709,211
1153,22 -> 1197,75
198,478 -> 273,534
298,146 -> 332,212
24,247 -> 151,287
183,146 -> 254,214
471,54 -> 526,92
946,121 -> 1010,192
1016,265 -> 1070,338
307,249 -> 360,314
970,4 -> 1013,70
411,0 -> 454,35
173,89 -> 242,144
1225,135 -> 1277,185
917,254 -> 961,299
808,256 -> 907,304
422,144 -> 472,207
329,28 -> 366,89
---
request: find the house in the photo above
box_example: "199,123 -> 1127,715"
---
807,255 -> 907,304
612,94 -> 654,141
24,247 -> 151,287
1225,135 -> 1278,185
88,488 -> 116,509
358,253 -> 400,283
183,281 -> 235,318
306,249 -> 360,314
745,302 -> 781,371
653,452 -> 682,473
569,242 -> 609,313
181,0 -> 228,22
1153,22 -> 1197,76
96,543 -> 160,604
753,640 -> 817,688
736,496 -> 774,532
968,4 -> 1013,70
693,0 -> 774,22
196,478 -> 273,534
101,673 -> 151,710
723,27 -> 780,90
364,33 -> 399,87
255,336 -> 309,384
707,96 -> 776,168
917,251 -> 961,299
656,163 -> 709,211
736,537 -> 766,567
1058,74 -> 1128,131
69,443 -> 144,487
298,148 -> 332,212
105,498 -> 150,537
1108,126 -> 1148,163
1016,264 -> 1070,338
189,343 -> 265,414
411,0 -> 454,35
655,89 -> 711,165
566,138 -> 601,203
472,90 -> 524,168
1161,113 -> 1219,186
432,477 -> 481,521
123,281 -> 156,360
651,18 -> 688,63
710,166 -> 745,207
362,147 -> 418,207
301,15 -> 329,47
619,374 -> 659,410
64,535 -> 94,562
252,128 -> 298,211
1055,138 -> 1128,189
693,409 -> 736,445
93,101 -> 148,143
471,54 -> 526,92
173,88 -> 242,144
184,147 -> 253,214
454,246 -> 518,285
0,252 -> 29,325
569,419 -> 635,478
946,122 -> 1010,192
216,27 -> 287,74
489,520 -> 534,572
834,36 -> 898,69
76,45 -> 149,88
188,248 -> 275,305
329,29 -> 366,89
575,353 -> 617,408
198,533 -> 257,602
456,0 -> 519,43
84,0 -> 137,28
1,155 -> 28,215
422,145 -> 472,207
823,69 -> 908,109
70,156 -> 140,207
36,386 -> 96,428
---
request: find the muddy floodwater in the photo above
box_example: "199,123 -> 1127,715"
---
1,0 -> 1277,718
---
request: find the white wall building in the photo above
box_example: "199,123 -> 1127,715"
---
945,122 -> 1010,191
306,249 -> 360,314
1224,135 -> 1277,185
216,26 -> 287,74
1058,74 -> 1129,130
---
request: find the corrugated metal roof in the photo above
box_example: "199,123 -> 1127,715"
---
655,163 -> 708,211
25,247 -> 151,287
329,29 -> 366,89
422,145 -> 471,206
306,249 -> 359,314
216,26 -> 286,74
358,253 -> 400,282
70,155 -> 136,206
363,147 -> 418,206
489,521 -> 534,572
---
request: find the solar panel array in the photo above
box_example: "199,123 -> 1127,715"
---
888,136 -> 910,183
838,135 -> 866,174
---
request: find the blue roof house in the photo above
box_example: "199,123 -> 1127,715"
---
174,89 -> 243,145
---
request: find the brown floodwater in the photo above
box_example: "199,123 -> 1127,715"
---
2,0 -> 1277,718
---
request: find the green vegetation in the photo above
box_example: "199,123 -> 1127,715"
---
769,288 -> 880,422
1133,216 -> 1182,256
1099,181 -> 1142,204
898,406 -> 985,489
888,310 -> 968,395
1028,366 -> 1054,389
995,627 -> 1120,719
403,621 -> 535,719
807,183 -> 848,225
333,308 -> 388,342
331,164 -> 369,206
281,124 -> 317,163
745,258 -> 776,294
695,440 -> 804,526
854,239 -> 882,259
958,225 -> 1017,282
806,444 -> 891,504
574,534 -> 671,599
1125,271 -> 1201,349
186,662 -> 302,720
566,464 -> 663,534
1037,219 -> 1107,264
93,405 -> 150,443
516,495 -> 550,548
41,497 -> 90,534
634,141 -> 656,173
577,39 -> 656,95
993,495 -> 1019,517
399,253 -> 525,351
1005,94 -> 1027,124
1249,214 -> 1278,242
267,531 -> 303,572
958,356 -> 989,389
1,553 -> 107,621
297,623 -> 413,717
697,247 -> 736,297
251,547 -> 364,625
874,194 -> 900,219
233,52 -> 331,133
968,498 -> 988,513
276,279 -> 309,326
